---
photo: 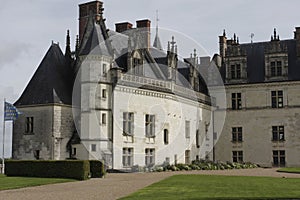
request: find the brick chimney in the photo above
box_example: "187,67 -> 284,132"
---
294,27 -> 300,57
115,22 -> 133,33
79,1 -> 103,42
136,19 -> 151,49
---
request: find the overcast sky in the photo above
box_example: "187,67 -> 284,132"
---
1,0 -> 300,157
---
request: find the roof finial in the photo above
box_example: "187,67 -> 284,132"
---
153,10 -> 163,50
274,28 -> 277,39
223,29 -> 226,37
170,36 -> 176,53
168,41 -> 170,52
234,33 -> 236,43
237,37 -> 239,44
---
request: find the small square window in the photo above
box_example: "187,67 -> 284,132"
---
91,144 -> 97,152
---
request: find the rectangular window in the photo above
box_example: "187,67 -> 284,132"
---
123,148 -> 133,167
145,148 -> 155,166
103,64 -> 107,76
25,117 -> 34,134
91,144 -> 97,152
270,61 -> 282,77
102,89 -> 107,98
232,93 -> 242,110
232,151 -> 243,163
185,120 -> 190,138
273,150 -> 285,167
185,150 -> 191,164
231,64 -> 241,79
145,114 -> 155,137
102,113 -> 106,124
271,91 -> 283,108
272,126 -> 285,141
232,127 -> 243,142
123,112 -> 134,136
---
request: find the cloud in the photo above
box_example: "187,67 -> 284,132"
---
0,42 -> 32,70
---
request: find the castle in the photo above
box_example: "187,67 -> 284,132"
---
12,0 -> 300,169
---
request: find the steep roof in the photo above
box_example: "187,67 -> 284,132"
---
15,44 -> 73,106
221,39 -> 300,84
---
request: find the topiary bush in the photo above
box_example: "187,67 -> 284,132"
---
89,160 -> 105,178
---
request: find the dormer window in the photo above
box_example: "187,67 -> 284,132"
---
270,61 -> 282,77
131,51 -> 143,76
231,64 -> 241,79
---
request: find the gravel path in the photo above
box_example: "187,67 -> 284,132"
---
1,168 -> 300,200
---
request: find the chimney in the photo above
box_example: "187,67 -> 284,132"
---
219,30 -> 227,62
115,22 -> 133,33
295,27 -> 300,57
79,1 -> 103,42
136,19 -> 151,49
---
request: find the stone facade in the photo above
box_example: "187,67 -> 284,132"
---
213,28 -> 300,167
12,105 -> 74,160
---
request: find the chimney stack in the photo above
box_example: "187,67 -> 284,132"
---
136,19 -> 151,49
115,22 -> 133,33
295,27 -> 300,57
79,1 -> 103,42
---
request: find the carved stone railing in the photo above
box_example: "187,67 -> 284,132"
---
119,74 -> 212,105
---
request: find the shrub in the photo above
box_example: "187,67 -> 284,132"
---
89,160 -> 105,178
5,160 -> 90,180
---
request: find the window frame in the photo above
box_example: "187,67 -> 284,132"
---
232,127 -> 243,143
25,117 -> 34,134
145,148 -> 155,166
271,90 -> 283,108
145,114 -> 155,138
272,126 -> 285,142
232,151 -> 243,163
122,148 -> 134,167
231,93 -> 242,110
123,112 -> 134,136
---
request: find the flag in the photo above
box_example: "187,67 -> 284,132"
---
4,102 -> 21,121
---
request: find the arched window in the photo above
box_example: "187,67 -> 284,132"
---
164,129 -> 169,145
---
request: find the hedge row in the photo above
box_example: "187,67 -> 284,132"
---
5,160 -> 105,180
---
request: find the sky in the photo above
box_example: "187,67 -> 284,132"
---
1,0 -> 300,157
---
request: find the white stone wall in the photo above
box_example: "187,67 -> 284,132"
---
213,81 -> 300,167
112,86 -> 212,170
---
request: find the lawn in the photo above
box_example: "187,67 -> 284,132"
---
120,175 -> 300,199
0,174 -> 76,191
277,168 -> 300,174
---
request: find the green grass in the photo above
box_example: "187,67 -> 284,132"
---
0,174 -> 76,191
277,168 -> 300,174
120,175 -> 300,200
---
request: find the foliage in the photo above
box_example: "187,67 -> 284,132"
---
5,160 -> 90,180
120,175 -> 300,199
89,160 -> 106,178
151,160 -> 258,172
0,174 -> 75,191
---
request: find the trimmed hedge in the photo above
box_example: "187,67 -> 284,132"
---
5,160 -> 90,180
89,160 -> 105,178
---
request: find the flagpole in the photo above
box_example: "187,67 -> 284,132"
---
2,98 -> 6,174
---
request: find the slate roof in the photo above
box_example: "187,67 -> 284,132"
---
14,44 -> 73,106
221,39 -> 300,84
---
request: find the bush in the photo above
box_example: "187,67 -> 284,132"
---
5,160 -> 90,180
89,160 -> 105,178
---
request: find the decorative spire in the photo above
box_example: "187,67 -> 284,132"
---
237,37 -> 239,44
65,30 -> 71,59
271,28 -> 280,41
233,33 -> 236,43
75,35 -> 79,55
274,28 -> 277,39
153,10 -> 163,50
223,29 -> 226,37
